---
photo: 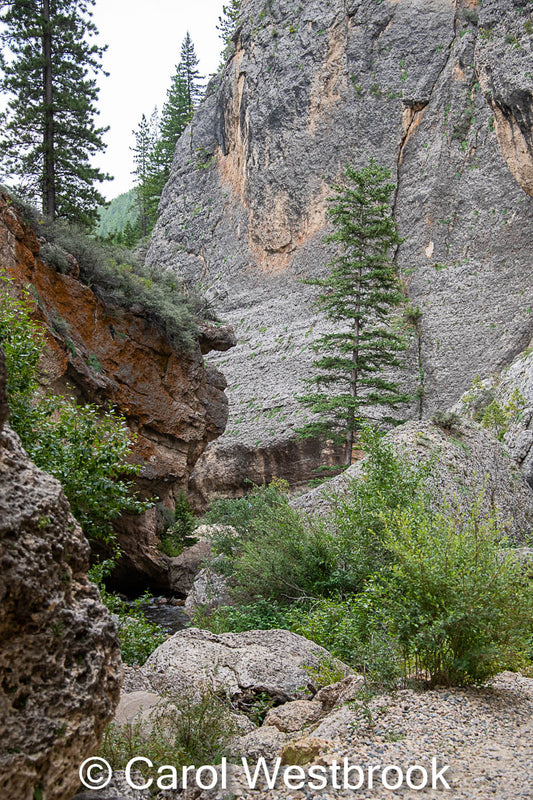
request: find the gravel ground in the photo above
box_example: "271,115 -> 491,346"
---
185,672 -> 533,800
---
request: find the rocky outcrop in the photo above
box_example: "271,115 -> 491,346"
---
0,190 -> 234,588
184,564 -> 232,616
147,0 -> 533,495
133,627 -> 352,701
455,338 -> 533,489
0,348 -> 122,800
292,418 -> 533,541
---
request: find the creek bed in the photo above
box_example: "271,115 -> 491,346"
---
134,596 -> 190,635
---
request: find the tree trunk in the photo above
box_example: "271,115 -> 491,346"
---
344,267 -> 362,466
42,0 -> 56,220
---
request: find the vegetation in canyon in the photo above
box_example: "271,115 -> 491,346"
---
198,433 -> 533,689
0,0 -> 109,224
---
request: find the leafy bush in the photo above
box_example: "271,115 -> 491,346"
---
100,687 -> 238,768
193,599 -> 296,633
461,376 -> 526,441
202,430 -> 533,688
432,410 -> 461,431
319,428 -> 428,596
89,565 -> 166,666
0,277 -> 149,543
158,491 -> 198,557
379,498 -> 533,685
0,277 -> 43,406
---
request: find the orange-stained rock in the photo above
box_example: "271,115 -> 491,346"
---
0,191 -> 234,591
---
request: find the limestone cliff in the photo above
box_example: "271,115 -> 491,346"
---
147,0 -> 533,496
0,190 -> 235,587
0,346 -> 122,800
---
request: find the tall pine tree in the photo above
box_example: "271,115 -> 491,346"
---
157,61 -> 191,178
0,0 -> 109,225
130,34 -> 204,240
297,160 -> 409,466
179,32 -> 203,110
131,109 -> 160,237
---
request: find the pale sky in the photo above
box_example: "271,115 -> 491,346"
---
92,1 -> 227,200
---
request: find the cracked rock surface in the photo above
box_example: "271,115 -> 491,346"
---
128,627 -> 352,700
147,0 -> 533,495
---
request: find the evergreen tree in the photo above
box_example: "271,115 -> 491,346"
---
217,0 -> 241,63
0,0 -> 110,225
297,160 -> 409,466
179,32 -> 203,110
130,35 -> 204,240
157,62 -> 191,178
131,110 -> 159,237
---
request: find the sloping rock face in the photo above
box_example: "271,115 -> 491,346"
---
0,191 -> 234,587
147,0 -> 533,496
293,418 -> 533,541
0,348 -> 122,800
454,337 -> 533,489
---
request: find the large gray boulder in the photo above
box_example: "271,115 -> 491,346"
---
0,349 -> 122,800
147,0 -> 533,496
140,628 -> 352,701
292,418 -> 533,541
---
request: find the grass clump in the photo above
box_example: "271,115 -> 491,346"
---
100,687 -> 238,769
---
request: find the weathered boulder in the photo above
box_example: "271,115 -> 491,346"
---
263,699 -> 324,733
168,539 -> 212,595
0,190 -> 234,588
147,0 -> 533,497
292,418 -> 533,541
184,564 -> 232,616
0,347 -> 122,800
140,628 -> 352,701
231,725 -> 291,761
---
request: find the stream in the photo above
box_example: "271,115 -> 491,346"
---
134,596 -> 191,635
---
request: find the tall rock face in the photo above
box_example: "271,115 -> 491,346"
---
147,0 -> 533,497
0,191 -> 234,587
0,347 -> 122,800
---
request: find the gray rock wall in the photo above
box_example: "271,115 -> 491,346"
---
147,0 -> 533,493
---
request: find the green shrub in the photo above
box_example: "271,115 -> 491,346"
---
323,428 -> 428,595
201,428 -> 533,688
100,687 -> 237,768
89,566 -> 166,666
288,594 -> 403,692
158,491 -> 198,556
0,277 -> 43,420
193,599 -> 296,633
380,497 -> 533,685
432,410 -> 461,431
0,277 -> 150,544
461,376 -> 526,441
34,215 -> 208,351
22,396 -> 149,542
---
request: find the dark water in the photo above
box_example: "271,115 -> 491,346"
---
135,597 -> 191,635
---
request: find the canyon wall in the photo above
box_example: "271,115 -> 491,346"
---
147,0 -> 533,494
0,191 -> 234,586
